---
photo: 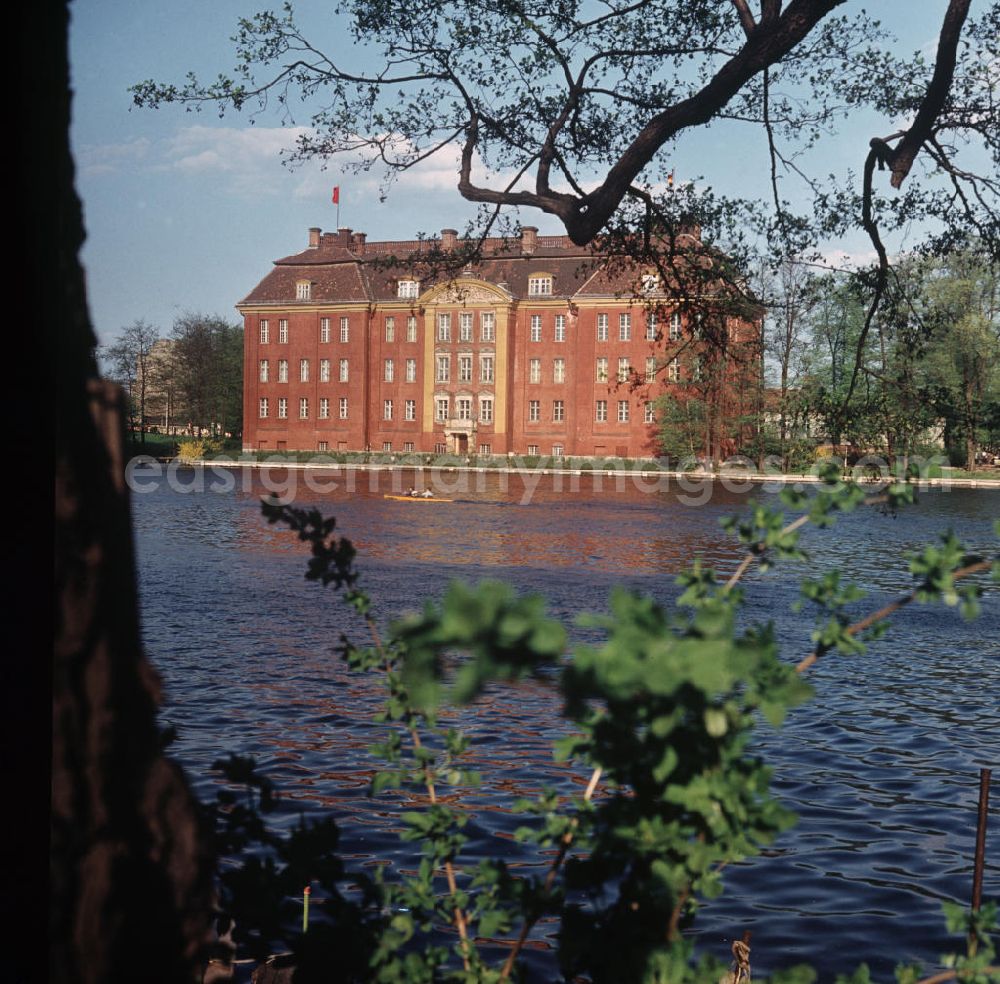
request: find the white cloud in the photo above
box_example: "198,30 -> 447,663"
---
77,137 -> 153,176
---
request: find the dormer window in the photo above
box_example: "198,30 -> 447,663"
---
528,274 -> 553,296
641,272 -> 660,293
296,280 -> 312,300
398,279 -> 420,298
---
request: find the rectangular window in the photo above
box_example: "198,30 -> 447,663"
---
459,312 -> 473,341
300,359 -> 309,382
596,357 -> 608,383
407,316 -> 417,342
618,400 -> 630,422
319,398 -> 330,419
668,358 -> 680,382
618,357 -> 630,382
619,313 -> 631,341
528,399 -> 540,422
385,317 -> 395,342
382,441 -> 392,452
318,441 -> 328,452
279,319 -> 288,344
340,317 -> 349,343
481,312 -> 495,342
597,314 -> 608,342
278,397 -> 288,419
278,359 -> 288,383
646,357 -> 657,383
459,354 -> 472,383
529,358 -> 541,384
384,358 -> 394,382
339,397 -> 349,419
296,281 -> 311,300
320,317 -> 330,343
528,276 -> 553,296
669,312 -> 682,341
398,279 -> 420,298
553,358 -> 565,383
530,315 -> 542,342
480,397 -> 493,423
436,355 -> 450,383
437,313 -> 451,342
644,401 -> 655,423
404,441 -> 415,452
405,399 -> 416,421
339,359 -> 349,382
554,314 -> 566,342
479,443 -> 492,454
259,359 -> 269,382
553,399 -> 565,422
435,397 -> 450,422
259,397 -> 269,418
260,320 -> 270,344
527,445 -> 539,455
319,358 -> 330,382
480,355 -> 494,383
646,313 -> 657,340
596,399 -> 608,422
383,399 -> 393,420
299,397 -> 309,419
552,444 -> 564,456
405,358 -> 417,383
434,443 -> 447,454
457,397 -> 472,420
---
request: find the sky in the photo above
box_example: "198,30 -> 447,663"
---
68,0 -> 974,347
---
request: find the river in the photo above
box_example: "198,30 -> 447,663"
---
129,465 -> 1000,979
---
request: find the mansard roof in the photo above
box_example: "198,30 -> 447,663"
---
237,225 -> 745,308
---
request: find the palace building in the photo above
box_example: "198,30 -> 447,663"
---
238,225 -> 761,458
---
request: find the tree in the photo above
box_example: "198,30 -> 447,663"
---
132,2 -> 999,259
169,314 -> 244,437
102,319 -> 161,448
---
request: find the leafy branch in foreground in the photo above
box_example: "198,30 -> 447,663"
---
240,485 -> 999,982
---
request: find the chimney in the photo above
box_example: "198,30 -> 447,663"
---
337,227 -> 353,246
520,226 -> 538,254
441,228 -> 458,250
351,231 -> 367,254
309,227 -> 321,248
321,233 -> 336,247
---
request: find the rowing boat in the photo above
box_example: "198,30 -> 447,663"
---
382,494 -> 454,503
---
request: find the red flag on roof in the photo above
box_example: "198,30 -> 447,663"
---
331,186 -> 340,204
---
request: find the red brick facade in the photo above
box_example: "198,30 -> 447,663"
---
238,226 -> 761,457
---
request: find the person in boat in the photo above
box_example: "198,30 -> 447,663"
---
421,489 -> 434,497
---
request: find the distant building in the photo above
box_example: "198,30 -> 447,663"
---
238,225 -> 761,457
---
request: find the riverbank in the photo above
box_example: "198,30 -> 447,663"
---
129,453 -> 1000,491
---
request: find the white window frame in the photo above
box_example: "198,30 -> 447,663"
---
435,397 -> 450,422
480,355 -> 494,383
437,313 -> 451,342
553,399 -> 565,422
339,316 -> 349,343
339,397 -> 349,419
480,397 -> 493,423
299,397 -> 309,419
300,359 -> 310,382
278,397 -> 288,419
383,399 -> 393,420
530,315 -> 542,342
644,401 -> 655,423
618,357 -> 630,383
553,358 -> 565,384
595,400 -> 608,422
554,314 -> 566,342
529,358 -> 541,384
260,320 -> 270,344
597,314 -> 608,342
528,399 -> 540,422
279,319 -> 288,344
459,354 -> 473,383
296,281 -> 311,300
646,313 -> 657,340
457,397 -> 472,421
320,317 -> 330,343
618,400 -> 630,422
669,312 -> 682,340
436,355 -> 450,383
339,359 -> 349,382
319,358 -> 330,382
619,313 -> 631,341
406,316 -> 417,342
646,357 -> 657,384
398,279 -> 420,298
459,312 -> 473,342
528,275 -> 553,296
404,399 -> 416,421
278,359 -> 288,383
480,312 -> 495,342
596,357 -> 608,383
384,358 -> 394,382
405,358 -> 417,383
385,317 -> 395,342
259,360 -> 269,383
319,397 -> 330,419
259,397 -> 269,418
